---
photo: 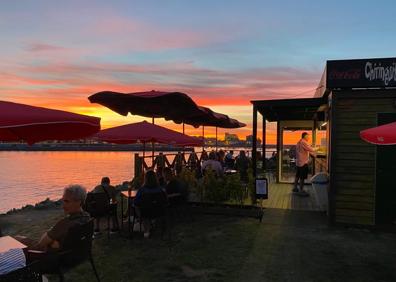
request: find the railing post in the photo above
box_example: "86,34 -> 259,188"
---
134,153 -> 142,178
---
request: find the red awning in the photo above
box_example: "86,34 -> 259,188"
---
0,100 -> 101,145
360,122 -> 396,145
96,121 -> 203,146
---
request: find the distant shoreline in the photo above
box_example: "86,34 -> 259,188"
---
0,143 -> 280,152
0,143 -> 196,152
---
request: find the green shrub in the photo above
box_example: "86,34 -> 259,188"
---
202,170 -> 227,203
177,167 -> 199,200
225,174 -> 245,205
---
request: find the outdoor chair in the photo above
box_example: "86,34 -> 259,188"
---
168,182 -> 193,223
133,192 -> 169,238
84,192 -> 113,238
0,260 -> 43,282
27,219 -> 100,282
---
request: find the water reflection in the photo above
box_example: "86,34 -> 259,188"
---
0,151 -> 137,213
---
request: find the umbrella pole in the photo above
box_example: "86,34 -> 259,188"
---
143,142 -> 146,172
151,117 -> 155,167
182,123 -> 185,155
202,126 -> 205,152
215,127 -> 218,151
152,142 -> 155,168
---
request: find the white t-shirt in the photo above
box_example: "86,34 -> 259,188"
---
202,159 -> 223,176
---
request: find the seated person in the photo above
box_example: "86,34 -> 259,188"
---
16,185 -> 90,252
156,166 -> 165,187
163,167 -> 181,195
224,150 -> 235,169
134,170 -> 168,238
91,176 -> 119,232
217,149 -> 225,167
202,151 -> 224,177
235,150 -> 250,182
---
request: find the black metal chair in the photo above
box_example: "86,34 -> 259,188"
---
0,260 -> 43,282
27,219 -> 100,282
84,192 -> 113,238
133,191 -> 169,238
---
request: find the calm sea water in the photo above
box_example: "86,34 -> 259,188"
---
0,151 -> 138,213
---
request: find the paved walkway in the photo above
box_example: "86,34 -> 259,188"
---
234,208 -> 396,282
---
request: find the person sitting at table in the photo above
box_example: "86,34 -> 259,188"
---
225,150 -> 235,169
217,149 -> 226,168
16,185 -> 90,252
202,151 -> 223,177
134,170 -> 168,238
156,166 -> 165,187
235,150 -> 251,182
91,176 -> 119,233
163,167 -> 181,195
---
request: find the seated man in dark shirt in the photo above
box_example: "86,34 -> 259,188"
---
17,185 -> 90,252
91,176 -> 119,232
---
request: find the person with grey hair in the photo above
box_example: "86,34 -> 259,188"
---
16,184 -> 90,252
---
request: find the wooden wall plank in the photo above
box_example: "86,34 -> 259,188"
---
335,215 -> 374,225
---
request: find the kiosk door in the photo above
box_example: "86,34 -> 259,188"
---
376,113 -> 396,224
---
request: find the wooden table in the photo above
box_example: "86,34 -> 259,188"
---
0,236 -> 26,254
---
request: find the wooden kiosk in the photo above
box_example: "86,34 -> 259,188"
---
251,57 -> 396,226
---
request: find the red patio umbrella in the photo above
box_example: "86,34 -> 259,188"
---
360,122 -> 396,145
0,100 -> 101,145
96,121 -> 203,146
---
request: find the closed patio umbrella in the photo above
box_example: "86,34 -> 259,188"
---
175,106 -> 246,150
360,121 -> 396,145
88,90 -> 202,123
0,100 -> 101,145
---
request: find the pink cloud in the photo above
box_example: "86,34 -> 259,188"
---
24,43 -> 68,52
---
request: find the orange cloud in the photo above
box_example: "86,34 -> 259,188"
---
2,59 -> 321,143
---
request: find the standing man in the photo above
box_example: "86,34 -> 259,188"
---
293,132 -> 316,195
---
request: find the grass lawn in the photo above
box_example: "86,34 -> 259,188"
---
1,207 -> 396,282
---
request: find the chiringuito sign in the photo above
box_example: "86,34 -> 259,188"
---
326,57 -> 396,89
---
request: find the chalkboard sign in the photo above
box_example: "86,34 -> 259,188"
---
255,178 -> 268,199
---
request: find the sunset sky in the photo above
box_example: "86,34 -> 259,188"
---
1,1 -> 396,144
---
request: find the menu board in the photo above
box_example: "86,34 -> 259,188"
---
255,178 -> 268,199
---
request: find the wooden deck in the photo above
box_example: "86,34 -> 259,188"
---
261,183 -> 321,211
